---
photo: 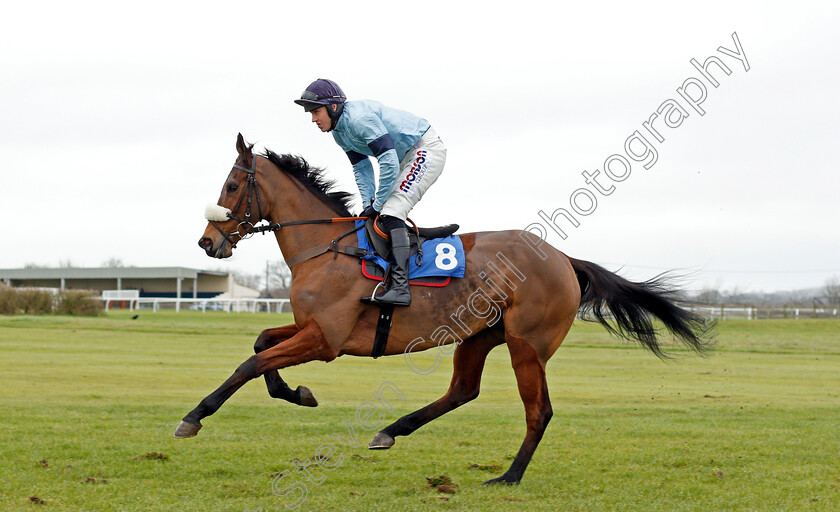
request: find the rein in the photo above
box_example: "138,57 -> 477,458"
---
209,155 -> 373,268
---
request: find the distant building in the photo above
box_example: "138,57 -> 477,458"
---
0,267 -> 259,299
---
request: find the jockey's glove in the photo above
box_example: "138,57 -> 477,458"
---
360,204 -> 378,218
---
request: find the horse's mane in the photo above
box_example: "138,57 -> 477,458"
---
262,149 -> 354,217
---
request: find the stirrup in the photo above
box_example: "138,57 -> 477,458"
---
372,288 -> 411,306
361,280 -> 411,306
361,280 -> 387,304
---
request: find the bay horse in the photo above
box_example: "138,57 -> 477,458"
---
175,134 -> 711,485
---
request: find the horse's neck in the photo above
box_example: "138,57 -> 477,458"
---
267,179 -> 351,268
273,221 -> 348,264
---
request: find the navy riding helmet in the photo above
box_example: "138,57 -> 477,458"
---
294,78 -> 346,130
294,78 -> 346,111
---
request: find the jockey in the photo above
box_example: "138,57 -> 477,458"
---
294,78 -> 447,306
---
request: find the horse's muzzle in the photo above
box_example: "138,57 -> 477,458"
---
199,237 -> 231,258
200,222 -> 238,259
198,237 -> 213,255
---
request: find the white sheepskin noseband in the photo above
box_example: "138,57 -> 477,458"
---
205,204 -> 232,222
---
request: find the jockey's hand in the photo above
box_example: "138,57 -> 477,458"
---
360,204 -> 378,218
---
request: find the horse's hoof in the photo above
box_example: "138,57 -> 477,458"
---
296,386 -> 318,407
368,432 -> 395,450
174,420 -> 202,438
482,474 -> 520,486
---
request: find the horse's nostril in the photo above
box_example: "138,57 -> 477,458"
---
198,238 -> 213,250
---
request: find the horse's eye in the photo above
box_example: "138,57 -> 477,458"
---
227,183 -> 239,193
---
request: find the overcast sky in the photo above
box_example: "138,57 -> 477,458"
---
2,1 -> 838,293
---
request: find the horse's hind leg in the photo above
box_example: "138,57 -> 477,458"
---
484,335 -> 553,485
254,325 -> 317,407
369,327 -> 504,449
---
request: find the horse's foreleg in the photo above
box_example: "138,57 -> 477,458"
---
174,321 -> 335,438
484,336 -> 553,485
369,328 -> 504,449
254,324 -> 317,407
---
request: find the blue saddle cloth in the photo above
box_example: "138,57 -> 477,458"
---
354,220 -> 465,279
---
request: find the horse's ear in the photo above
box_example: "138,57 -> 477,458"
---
235,133 -> 253,164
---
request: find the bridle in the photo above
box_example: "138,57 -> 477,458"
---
208,155 -> 373,266
207,155 -> 265,250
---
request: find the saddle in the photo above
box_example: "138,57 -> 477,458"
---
364,216 -> 460,262
360,217 -> 460,288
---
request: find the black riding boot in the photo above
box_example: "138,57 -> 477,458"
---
367,227 -> 412,306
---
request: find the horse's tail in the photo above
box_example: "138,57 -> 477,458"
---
568,257 -> 713,358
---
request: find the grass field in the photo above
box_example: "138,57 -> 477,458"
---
1,311 -> 838,511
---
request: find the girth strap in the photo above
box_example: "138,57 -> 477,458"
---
372,303 -> 395,358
